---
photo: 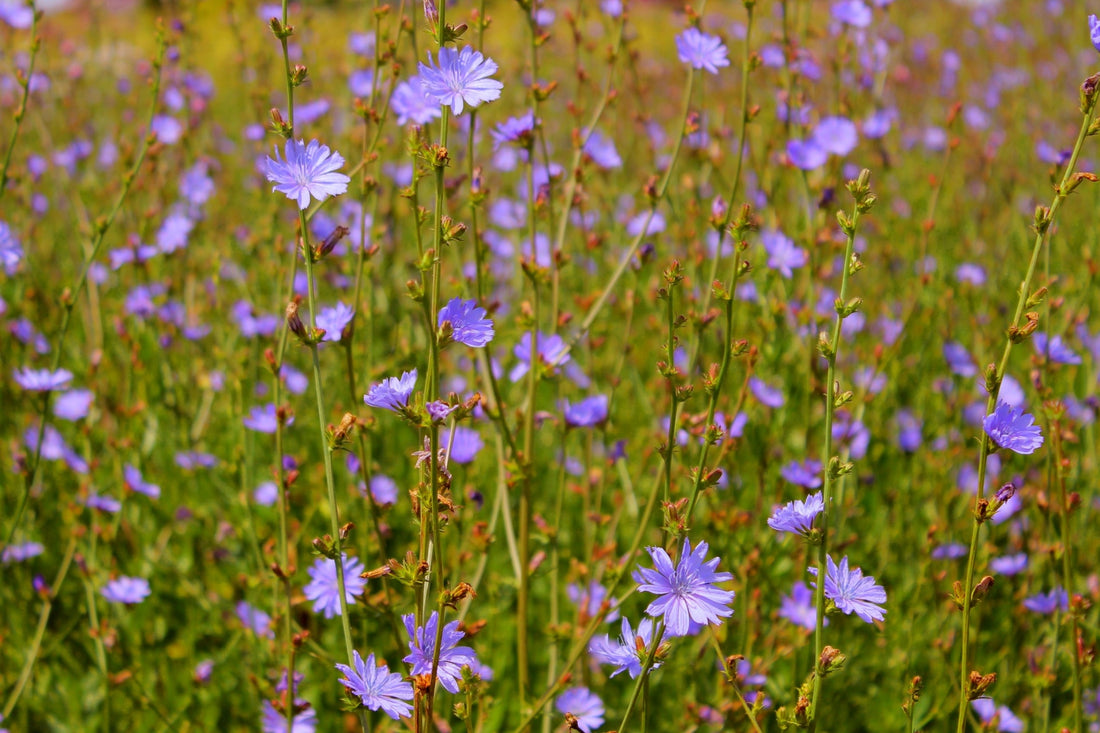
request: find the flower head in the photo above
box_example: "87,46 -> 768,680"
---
492,111 -> 538,150
418,46 -> 503,115
510,331 -> 571,381
768,492 -> 824,536
102,576 -> 151,604
810,555 -> 886,623
778,581 -> 822,631
1023,587 -> 1068,614
983,401 -> 1043,455
391,75 -> 442,125
335,650 -> 414,720
589,616 -> 664,678
0,219 -> 22,275
563,395 -> 609,428
364,369 -> 418,412
675,28 -> 730,74
265,139 -> 350,210
303,554 -> 367,618
243,403 -> 291,433
402,611 -> 479,694
1090,14 -> 1100,53
555,687 -> 605,733
316,302 -> 355,343
236,600 -> 275,639
123,464 -> 161,499
438,298 -> 495,347
14,367 -> 72,392
633,538 -> 735,636
762,228 -> 807,278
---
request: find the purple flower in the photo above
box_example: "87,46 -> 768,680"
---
944,342 -> 977,377
418,46 -> 503,115
895,409 -> 922,453
303,554 -> 367,618
402,611 -> 479,694
13,367 -> 73,392
990,553 -> 1028,576
491,111 -> 538,150
1090,14 -> 1100,53
555,687 -> 605,733
589,617 -> 664,678
971,699 -> 1024,732
762,228 -> 807,278
931,543 -> 967,560
367,474 -> 398,505
2,541 -> 44,564
391,75 -> 442,125
567,580 -> 619,623
84,493 -> 122,513
448,426 -> 484,464
265,139 -> 350,210
261,700 -> 316,733
768,492 -> 824,536
179,162 -> 215,208
632,538 -> 735,637
124,464 -> 161,499
316,302 -> 355,343
787,138 -> 828,170
438,297 -> 495,347
1023,587 -> 1069,614
335,651 -> 414,720
54,389 -> 93,420
1033,332 -> 1081,364
364,369 -> 418,412
243,403 -> 291,433
0,220 -> 22,274
778,581 -> 822,631
563,395 -> 609,428
983,401 -> 1043,455
832,0 -> 872,28
583,130 -> 622,169
254,481 -> 279,506
749,377 -> 785,408
809,555 -> 886,623
780,459 -> 823,489
510,331 -> 571,381
150,114 -> 183,144
236,600 -> 275,639
812,116 -> 859,156
101,576 -> 151,604
675,28 -> 730,74
175,451 -> 218,470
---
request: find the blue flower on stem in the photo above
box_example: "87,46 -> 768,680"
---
303,554 -> 366,618
418,46 -> 503,115
983,401 -> 1043,455
364,369 -> 418,412
402,611 -> 479,694
438,297 -> 494,347
674,27 -> 730,74
13,367 -> 72,392
632,538 -> 735,637
589,616 -> 664,678
335,651 -> 414,720
809,555 -> 886,623
767,492 -> 824,536
101,576 -> 151,604
555,687 -> 605,733
265,139 -> 350,210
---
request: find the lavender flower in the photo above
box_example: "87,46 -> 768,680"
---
124,464 -> 161,500
316,302 -> 355,343
236,600 -> 275,639
762,229 -> 807,278
555,687 -> 605,733
335,651 -> 414,720
54,389 -> 93,421
675,28 -> 730,74
303,554 -> 367,618
364,369 -> 418,412
589,616 -> 664,678
260,700 -> 316,733
510,331 -> 571,381
563,395 -> 609,428
983,401 -> 1043,455
1023,587 -> 1068,614
265,139 -> 350,210
1032,332 -> 1082,364
809,555 -> 886,623
101,576 -> 151,604
812,116 -> 859,156
989,553 -> 1028,576
438,297 -> 495,347
391,75 -> 442,125
767,492 -> 825,536
971,699 -> 1025,732
567,580 -> 619,623
832,0 -> 872,28
13,367 -> 73,392
778,581 -> 822,631
632,538 -> 735,636
418,46 -> 503,115
1,541 -> 44,564
749,377 -> 785,408
0,220 -> 22,274
780,459 -> 823,489
449,426 -> 484,464
491,111 -> 538,150
787,138 -> 827,170
1090,14 -> 1100,53
243,404 -> 291,433
402,611 -> 479,694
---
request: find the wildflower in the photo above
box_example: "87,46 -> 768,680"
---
989,553 -> 1028,576
1032,332 -> 1082,364
567,580 -> 620,624
366,474 -> 398,505
448,426 -> 484,464
402,611 -> 479,694
778,581 -> 822,631
563,395 -> 609,428
583,130 -> 622,169
971,699 -> 1025,733
0,220 -> 21,274
303,554 -> 367,618
809,555 -> 886,623
1023,587 -> 1068,614
633,538 -> 735,637
1090,14 -> 1100,53
589,616 -> 664,678
749,377 -> 785,408
812,116 -> 859,156
316,302 -> 355,343
335,651 -> 414,720
510,331 -> 571,381
124,464 -> 161,500
390,75 -> 442,125
260,700 -> 316,733
1,541 -> 44,564
236,600 -> 275,639
768,492 -> 825,536
54,389 -> 93,421
931,543 -> 968,560
944,341 -> 978,377
983,401 -> 1043,455
84,493 -> 122,513
101,576 -> 151,604
254,481 -> 279,506
555,687 -> 605,733
762,228 -> 807,278
675,27 -> 730,74
787,138 -> 828,170
418,46 -> 503,115
780,459 -> 823,489
364,369 -> 418,412
491,111 -> 538,150
832,0 -> 872,28
13,367 -> 73,392
265,139 -> 350,210
438,297 -> 495,348
243,404 -> 291,433
426,400 -> 457,423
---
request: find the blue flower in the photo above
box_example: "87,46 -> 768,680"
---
303,554 -> 367,618
832,0 -> 872,28
402,611 -> 479,694
779,459 -> 823,489
1023,587 -> 1068,614
510,331 -> 571,381
54,389 -> 93,421
674,28 -> 730,74
335,650 -> 414,720
767,492 -> 824,536
810,555 -> 886,623
316,302 -> 355,343
243,403 -> 291,433
265,139 -> 351,210
787,138 -> 828,170
632,538 -> 735,637
983,401 -> 1043,455
971,699 -> 1025,732
260,700 -> 316,733
778,581 -> 822,631
762,228 -> 807,278
567,580 -> 619,624
555,687 -> 605,733
989,553 -> 1028,576
1090,14 -> 1100,53
589,616 -> 664,678
390,75 -> 442,125
13,367 -> 72,392
236,600 -> 275,639
418,46 -> 503,115
1032,332 -> 1081,364
364,369 -> 418,412
123,464 -> 161,499
0,219 -> 22,275
491,111 -> 538,150
101,576 -> 151,604
812,116 -> 859,156
562,395 -> 609,428
438,297 -> 495,347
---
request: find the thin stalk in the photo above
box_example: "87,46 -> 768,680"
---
0,0 -> 40,198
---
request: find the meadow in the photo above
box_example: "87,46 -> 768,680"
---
2,0 -> 1100,730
